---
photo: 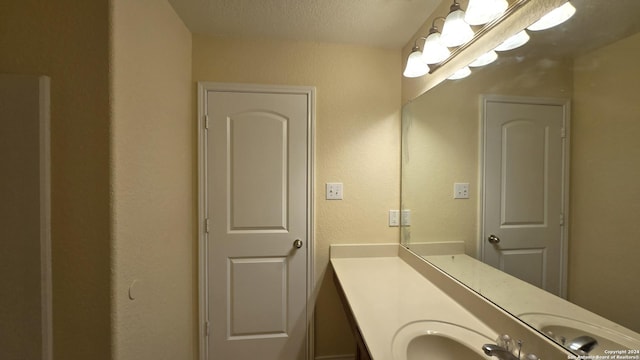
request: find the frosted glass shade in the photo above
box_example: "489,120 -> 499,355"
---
494,30 -> 530,51
441,9 -> 474,47
469,50 -> 498,67
465,0 -> 508,25
403,50 -> 429,78
421,32 -> 451,64
527,1 -> 576,31
448,66 -> 471,80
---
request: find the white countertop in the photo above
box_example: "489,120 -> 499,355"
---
424,254 -> 640,353
331,255 -> 498,359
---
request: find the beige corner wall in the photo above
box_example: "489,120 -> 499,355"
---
570,32 -> 640,332
111,0 -> 195,359
0,1 -> 112,358
192,35 -> 401,357
402,55 -> 573,257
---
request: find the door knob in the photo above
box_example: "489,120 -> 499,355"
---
293,239 -> 303,249
488,234 -> 501,244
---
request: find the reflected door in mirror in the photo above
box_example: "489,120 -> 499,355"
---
481,96 -> 568,297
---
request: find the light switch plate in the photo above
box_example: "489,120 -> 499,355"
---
389,210 -> 400,227
454,183 -> 470,199
326,183 -> 343,200
401,209 -> 411,226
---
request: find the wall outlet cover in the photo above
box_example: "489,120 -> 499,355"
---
326,182 -> 343,200
454,183 -> 470,199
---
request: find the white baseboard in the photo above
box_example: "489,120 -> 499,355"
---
315,354 -> 355,360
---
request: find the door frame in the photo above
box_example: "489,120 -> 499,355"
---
197,82 -> 315,360
478,94 -> 570,298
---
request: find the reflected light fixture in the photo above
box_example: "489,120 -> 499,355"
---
403,44 -> 430,78
494,30 -> 530,51
465,0 -> 508,26
527,1 -> 576,31
421,18 -> 451,64
440,1 -> 475,47
448,66 -> 472,80
469,50 -> 498,67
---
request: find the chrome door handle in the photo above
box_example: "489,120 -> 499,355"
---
488,234 -> 501,244
293,239 -> 303,249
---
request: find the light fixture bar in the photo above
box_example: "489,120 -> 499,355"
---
429,0 -> 531,74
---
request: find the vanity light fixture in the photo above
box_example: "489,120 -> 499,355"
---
403,43 -> 430,78
465,0 -> 509,26
421,18 -> 451,64
448,66 -> 472,80
440,0 -> 475,47
494,30 -> 530,51
469,50 -> 498,67
403,0 -> 577,79
527,1 -> 576,31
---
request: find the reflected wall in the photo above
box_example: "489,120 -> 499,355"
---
569,32 -> 640,331
402,29 -> 640,333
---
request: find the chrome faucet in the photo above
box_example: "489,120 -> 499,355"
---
568,335 -> 598,354
482,344 -> 519,360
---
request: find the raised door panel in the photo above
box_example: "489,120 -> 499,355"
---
228,111 -> 288,232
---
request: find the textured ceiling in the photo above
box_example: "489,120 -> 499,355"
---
168,0 -> 441,48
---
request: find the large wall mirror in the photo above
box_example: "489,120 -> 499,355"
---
401,0 -> 640,355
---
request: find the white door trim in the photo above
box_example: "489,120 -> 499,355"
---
479,94 -> 570,298
197,82 -> 315,360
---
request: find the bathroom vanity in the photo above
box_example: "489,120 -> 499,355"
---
331,244 -> 572,360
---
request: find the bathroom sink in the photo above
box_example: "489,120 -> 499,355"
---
391,321 -> 494,360
518,312 -> 640,355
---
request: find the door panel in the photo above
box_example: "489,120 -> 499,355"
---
500,248 -> 546,288
205,89 -> 309,360
228,257 -> 288,338
229,112 -> 288,231
501,120 -> 547,225
483,97 -> 567,296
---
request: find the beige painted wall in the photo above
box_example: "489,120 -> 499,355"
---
570,32 -> 640,332
0,1 -> 112,358
111,0 -> 195,359
192,35 -> 401,357
402,55 -> 573,256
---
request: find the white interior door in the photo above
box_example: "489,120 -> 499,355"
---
481,96 -> 569,297
0,74 -> 52,360
200,84 -> 312,360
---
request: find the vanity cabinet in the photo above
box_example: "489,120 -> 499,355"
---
334,272 -> 372,360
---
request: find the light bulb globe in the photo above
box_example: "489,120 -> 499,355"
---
441,8 -> 475,47
448,66 -> 472,80
527,1 -> 576,31
421,32 -> 451,64
403,50 -> 430,78
469,50 -> 498,67
494,30 -> 530,51
465,0 -> 508,25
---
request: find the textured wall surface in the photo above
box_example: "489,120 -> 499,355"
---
0,1 -> 112,358
111,0 -> 195,359
192,35 -> 401,357
571,32 -> 640,333
169,0 -> 440,48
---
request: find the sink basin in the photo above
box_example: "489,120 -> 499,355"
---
391,321 -> 495,360
518,312 -> 640,355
